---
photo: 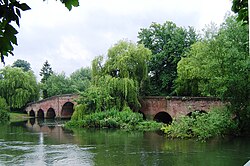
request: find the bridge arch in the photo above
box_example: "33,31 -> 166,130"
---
29,110 -> 35,117
47,108 -> 56,119
61,102 -> 74,118
37,109 -> 44,118
154,112 -> 172,124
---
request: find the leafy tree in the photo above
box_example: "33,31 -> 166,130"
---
45,68 -> 91,97
74,40 -> 151,118
0,0 -> 79,64
232,0 -> 248,24
40,60 -> 53,98
70,67 -> 91,92
12,59 -> 31,72
175,16 -> 249,130
138,21 -> 198,95
0,66 -> 39,110
45,72 -> 72,97
92,40 -> 151,110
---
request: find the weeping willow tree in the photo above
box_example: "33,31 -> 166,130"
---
72,40 -> 151,121
0,66 -> 39,110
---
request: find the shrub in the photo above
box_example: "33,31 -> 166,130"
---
0,97 -> 10,122
161,107 -> 237,141
66,107 -> 163,131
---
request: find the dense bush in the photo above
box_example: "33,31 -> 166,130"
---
0,97 -> 10,122
66,107 -> 162,131
161,108 -> 237,141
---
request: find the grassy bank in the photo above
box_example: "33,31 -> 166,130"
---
10,112 -> 30,122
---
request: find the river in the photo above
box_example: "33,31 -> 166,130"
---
0,119 -> 249,166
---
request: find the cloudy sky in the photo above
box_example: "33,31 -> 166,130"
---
1,0 -> 232,79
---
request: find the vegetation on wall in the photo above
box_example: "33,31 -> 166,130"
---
161,108 -> 237,141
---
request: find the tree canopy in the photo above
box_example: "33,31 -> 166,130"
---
0,66 -> 39,110
40,60 -> 53,98
175,15 -> 249,129
138,21 -> 198,95
74,40 -> 152,117
12,59 -> 31,72
44,69 -> 91,98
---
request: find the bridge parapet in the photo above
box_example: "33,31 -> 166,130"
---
140,96 -> 224,123
25,94 -> 79,119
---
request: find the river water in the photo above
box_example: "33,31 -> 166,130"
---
0,119 -> 249,166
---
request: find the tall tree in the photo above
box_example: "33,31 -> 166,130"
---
12,59 -> 31,72
138,21 -> 198,95
75,40 -> 152,115
45,72 -> 73,97
0,0 -> 79,64
40,60 -> 53,98
70,67 -> 91,92
0,66 -> 39,111
175,16 -> 249,130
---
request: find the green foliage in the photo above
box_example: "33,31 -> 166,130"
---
40,60 -> 54,98
0,0 -> 30,63
43,67 -> 91,98
40,60 -> 53,84
67,107 -> 162,131
0,97 -> 10,122
138,22 -> 198,95
12,59 -> 31,72
175,16 -> 249,129
60,0 -> 79,11
45,72 -> 74,97
70,67 -> 91,92
75,40 -> 151,118
161,108 -> 237,141
0,66 -> 39,110
232,0 -> 248,24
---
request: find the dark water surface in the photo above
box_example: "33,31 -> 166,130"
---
0,119 -> 249,166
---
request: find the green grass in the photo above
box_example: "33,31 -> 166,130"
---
10,112 -> 30,122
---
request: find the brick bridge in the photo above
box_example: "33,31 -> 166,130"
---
25,95 -> 223,123
140,96 -> 223,124
25,94 -> 78,119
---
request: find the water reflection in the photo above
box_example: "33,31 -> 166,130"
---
0,119 -> 94,165
0,119 -> 249,166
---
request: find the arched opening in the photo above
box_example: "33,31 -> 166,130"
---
138,111 -> 146,120
47,108 -> 56,119
154,112 -> 172,124
61,102 -> 74,118
187,110 -> 207,117
29,110 -> 35,117
37,109 -> 44,119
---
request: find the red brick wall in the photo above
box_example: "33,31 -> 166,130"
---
140,96 -> 224,120
25,94 -> 78,118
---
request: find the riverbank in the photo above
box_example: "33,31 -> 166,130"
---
10,112 -> 30,122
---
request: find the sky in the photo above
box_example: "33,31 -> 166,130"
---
0,0 -> 232,80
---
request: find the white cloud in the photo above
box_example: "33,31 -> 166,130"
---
0,0 -> 232,79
